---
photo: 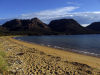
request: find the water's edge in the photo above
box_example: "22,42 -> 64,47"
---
14,37 -> 100,58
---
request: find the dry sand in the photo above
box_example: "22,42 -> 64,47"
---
0,36 -> 100,75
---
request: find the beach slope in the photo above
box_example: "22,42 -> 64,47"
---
0,36 -> 100,75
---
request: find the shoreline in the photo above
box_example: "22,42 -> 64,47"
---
14,37 -> 100,58
9,36 -> 100,69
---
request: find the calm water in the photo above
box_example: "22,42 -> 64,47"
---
15,34 -> 100,56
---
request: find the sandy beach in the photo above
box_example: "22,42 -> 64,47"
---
0,36 -> 100,75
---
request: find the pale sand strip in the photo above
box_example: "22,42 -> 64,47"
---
9,37 -> 100,69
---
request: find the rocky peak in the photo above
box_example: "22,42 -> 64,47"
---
31,17 -> 40,21
2,18 -> 49,31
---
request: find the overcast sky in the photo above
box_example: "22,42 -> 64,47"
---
0,0 -> 100,26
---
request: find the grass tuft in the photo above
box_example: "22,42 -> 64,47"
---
0,50 -> 8,73
0,51 -> 6,57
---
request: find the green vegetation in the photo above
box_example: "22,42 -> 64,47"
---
0,48 -> 8,73
0,51 -> 6,57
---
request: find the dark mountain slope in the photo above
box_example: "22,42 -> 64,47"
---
2,18 -> 49,31
2,18 -> 54,35
49,19 -> 90,35
87,22 -> 100,31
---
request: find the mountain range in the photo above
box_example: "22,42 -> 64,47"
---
0,17 -> 100,36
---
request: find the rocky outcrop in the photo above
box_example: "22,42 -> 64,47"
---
49,19 -> 89,34
2,18 -> 54,35
2,18 -> 49,31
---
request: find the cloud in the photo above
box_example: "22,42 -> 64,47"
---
20,6 -> 79,19
67,2 -> 76,5
36,6 -> 78,15
0,18 -> 6,20
19,6 -> 80,24
0,18 -> 11,25
67,1 -> 81,6
67,12 -> 100,25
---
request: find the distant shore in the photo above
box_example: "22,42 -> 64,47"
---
0,36 -> 100,75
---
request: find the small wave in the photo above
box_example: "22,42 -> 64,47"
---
74,50 -> 100,56
47,45 -> 51,47
54,46 -> 61,49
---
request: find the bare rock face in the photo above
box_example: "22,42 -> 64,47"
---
87,22 -> 100,31
2,18 -> 49,31
49,19 -> 88,34
29,18 -> 49,30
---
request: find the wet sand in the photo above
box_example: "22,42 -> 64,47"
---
0,36 -> 100,75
